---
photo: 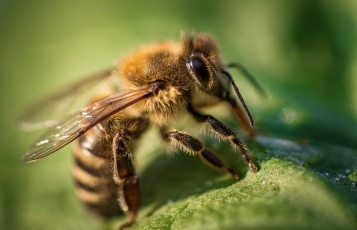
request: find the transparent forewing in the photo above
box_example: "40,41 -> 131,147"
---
18,68 -> 116,131
22,88 -> 152,162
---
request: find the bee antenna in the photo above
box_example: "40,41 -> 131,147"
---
222,70 -> 254,127
227,63 -> 267,98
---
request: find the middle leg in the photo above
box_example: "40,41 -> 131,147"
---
187,105 -> 258,172
160,127 -> 239,180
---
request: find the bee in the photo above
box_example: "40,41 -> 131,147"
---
20,32 -> 264,229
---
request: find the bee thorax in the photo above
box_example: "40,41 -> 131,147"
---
142,84 -> 187,125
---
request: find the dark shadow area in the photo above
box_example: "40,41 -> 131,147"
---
139,137 -> 254,216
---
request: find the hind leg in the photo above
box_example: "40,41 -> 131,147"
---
112,132 -> 140,230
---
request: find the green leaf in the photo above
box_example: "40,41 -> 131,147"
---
110,137 -> 357,230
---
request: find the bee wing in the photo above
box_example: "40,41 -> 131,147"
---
22,87 -> 152,162
18,68 -> 116,131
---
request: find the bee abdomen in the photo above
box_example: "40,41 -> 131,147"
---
73,141 -> 121,218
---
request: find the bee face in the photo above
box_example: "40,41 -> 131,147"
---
183,33 -> 231,96
186,49 -> 230,98
20,32 -> 262,229
118,33 -> 232,125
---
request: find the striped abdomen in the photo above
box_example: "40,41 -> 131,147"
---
72,126 -> 121,218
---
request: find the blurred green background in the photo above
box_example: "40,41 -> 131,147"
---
1,1 -> 357,230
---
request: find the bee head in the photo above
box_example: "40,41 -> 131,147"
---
181,33 -> 230,98
181,32 -> 253,126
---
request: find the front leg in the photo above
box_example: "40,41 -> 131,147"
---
188,106 -> 259,172
112,132 -> 140,230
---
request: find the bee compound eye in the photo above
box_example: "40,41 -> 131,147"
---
188,56 -> 210,85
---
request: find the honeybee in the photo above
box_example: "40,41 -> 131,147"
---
20,32 -> 263,229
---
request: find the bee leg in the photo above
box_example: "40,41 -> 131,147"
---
187,106 -> 259,172
227,96 -> 255,138
160,127 -> 239,179
112,132 -> 140,230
